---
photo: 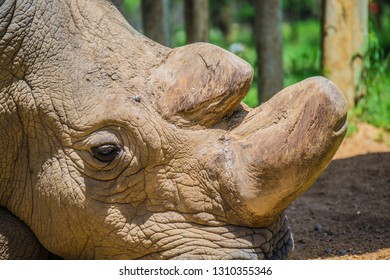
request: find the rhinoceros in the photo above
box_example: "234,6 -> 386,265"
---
0,0 -> 347,260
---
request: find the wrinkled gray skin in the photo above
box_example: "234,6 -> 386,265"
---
0,0 -> 347,259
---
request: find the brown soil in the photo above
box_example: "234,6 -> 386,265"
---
286,122 -> 390,260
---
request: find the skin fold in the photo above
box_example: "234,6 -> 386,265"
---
0,0 -> 347,259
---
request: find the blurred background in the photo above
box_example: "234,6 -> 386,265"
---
112,0 -> 390,137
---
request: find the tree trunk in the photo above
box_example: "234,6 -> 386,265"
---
321,0 -> 368,107
184,0 -> 209,43
254,0 -> 284,103
141,0 -> 170,46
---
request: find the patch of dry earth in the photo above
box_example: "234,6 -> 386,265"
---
286,122 -> 390,260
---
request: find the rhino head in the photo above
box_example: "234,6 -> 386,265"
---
0,0 -> 347,259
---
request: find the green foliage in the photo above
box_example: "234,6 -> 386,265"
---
345,110 -> 360,137
242,85 -> 258,108
123,0 -> 140,13
282,0 -> 321,20
352,27 -> 390,130
172,29 -> 185,47
235,5 -> 255,23
376,4 -> 390,55
346,122 -> 358,138
283,20 -> 321,87
209,28 -> 228,48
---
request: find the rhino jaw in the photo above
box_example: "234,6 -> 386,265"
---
218,77 -> 347,227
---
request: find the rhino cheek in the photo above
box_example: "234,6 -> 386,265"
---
31,163 -> 143,259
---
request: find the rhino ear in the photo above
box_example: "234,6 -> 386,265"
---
151,43 -> 253,128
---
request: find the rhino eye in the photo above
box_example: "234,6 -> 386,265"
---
91,144 -> 121,162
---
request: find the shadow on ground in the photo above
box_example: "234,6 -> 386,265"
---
286,152 -> 390,260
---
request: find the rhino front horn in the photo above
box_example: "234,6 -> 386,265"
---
150,42 -> 254,127
219,77 -> 348,227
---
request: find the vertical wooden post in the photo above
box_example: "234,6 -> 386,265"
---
254,0 -> 284,103
184,0 -> 209,43
141,0 -> 170,46
321,0 -> 368,107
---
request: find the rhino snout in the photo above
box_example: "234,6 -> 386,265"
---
211,77 -> 347,227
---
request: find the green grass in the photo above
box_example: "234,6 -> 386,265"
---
350,28 -> 390,132
353,78 -> 390,130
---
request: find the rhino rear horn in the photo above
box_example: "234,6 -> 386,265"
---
151,43 -> 253,127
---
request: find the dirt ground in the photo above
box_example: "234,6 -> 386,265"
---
286,122 -> 390,260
